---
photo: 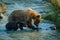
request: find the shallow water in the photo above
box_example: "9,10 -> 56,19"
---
0,0 -> 60,40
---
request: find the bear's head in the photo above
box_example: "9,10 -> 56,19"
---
27,8 -> 41,26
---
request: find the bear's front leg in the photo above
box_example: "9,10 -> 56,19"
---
27,19 -> 36,31
34,21 -> 40,31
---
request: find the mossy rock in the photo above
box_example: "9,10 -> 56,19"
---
56,18 -> 60,25
42,12 -> 60,30
42,12 -> 56,22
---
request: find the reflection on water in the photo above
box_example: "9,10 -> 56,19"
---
0,0 -> 60,40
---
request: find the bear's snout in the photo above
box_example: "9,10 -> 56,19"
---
0,16 -> 3,19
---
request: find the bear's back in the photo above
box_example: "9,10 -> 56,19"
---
9,10 -> 31,22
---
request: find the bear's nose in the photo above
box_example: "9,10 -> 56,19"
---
0,16 -> 3,19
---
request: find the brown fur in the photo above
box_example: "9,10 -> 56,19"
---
0,2 -> 6,19
0,2 -> 6,14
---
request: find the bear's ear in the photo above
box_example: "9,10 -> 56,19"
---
36,15 -> 40,18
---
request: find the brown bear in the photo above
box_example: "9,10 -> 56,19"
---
7,8 -> 41,31
0,2 -> 6,19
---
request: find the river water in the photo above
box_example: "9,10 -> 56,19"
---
0,0 -> 60,40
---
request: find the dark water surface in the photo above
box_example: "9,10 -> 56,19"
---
0,0 -> 60,40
